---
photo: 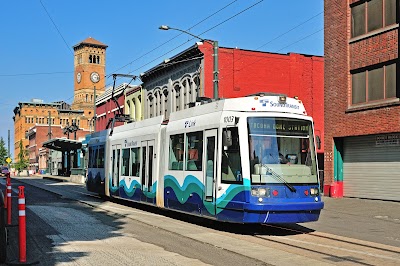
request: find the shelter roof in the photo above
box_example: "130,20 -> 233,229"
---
42,138 -> 82,152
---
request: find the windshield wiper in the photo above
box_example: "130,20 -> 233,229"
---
264,165 -> 297,192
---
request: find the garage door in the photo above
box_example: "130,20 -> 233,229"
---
343,134 -> 400,201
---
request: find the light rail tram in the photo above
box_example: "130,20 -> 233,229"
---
86,93 -> 324,223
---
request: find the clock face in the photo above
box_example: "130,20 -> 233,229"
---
90,72 -> 100,83
76,72 -> 81,83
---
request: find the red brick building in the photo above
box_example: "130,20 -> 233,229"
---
27,121 -> 91,173
324,0 -> 399,200
141,43 -> 324,166
95,83 -> 137,131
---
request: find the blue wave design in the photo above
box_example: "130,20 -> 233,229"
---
164,174 -> 247,214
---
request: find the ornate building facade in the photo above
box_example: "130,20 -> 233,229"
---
140,42 -> 324,166
13,37 -> 107,171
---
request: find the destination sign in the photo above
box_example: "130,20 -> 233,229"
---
248,117 -> 310,136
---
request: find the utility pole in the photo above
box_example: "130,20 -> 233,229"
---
7,129 -> 10,168
93,86 -> 96,132
48,111 -> 52,175
212,40 -> 219,99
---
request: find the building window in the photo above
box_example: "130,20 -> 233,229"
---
368,0 -> 383,32
351,62 -> 397,105
351,0 -> 397,38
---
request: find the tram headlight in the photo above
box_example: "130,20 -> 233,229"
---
258,188 -> 267,197
251,187 -> 270,197
310,188 -> 319,196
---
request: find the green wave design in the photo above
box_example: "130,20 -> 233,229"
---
165,175 -> 249,214
108,173 -> 119,193
120,179 -> 141,197
109,174 -> 157,199
143,181 -> 157,199
164,175 -> 204,204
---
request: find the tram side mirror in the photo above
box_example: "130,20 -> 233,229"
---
316,135 -> 321,150
223,130 -> 232,147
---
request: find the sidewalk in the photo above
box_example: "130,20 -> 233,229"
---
13,173 -> 84,184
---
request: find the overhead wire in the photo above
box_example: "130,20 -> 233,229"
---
226,11 -> 324,73
108,0 -> 240,76
0,71 -> 72,77
93,0 -> 258,99
254,11 -> 323,51
57,0 -> 244,104
127,0 -> 264,76
39,0 -> 73,55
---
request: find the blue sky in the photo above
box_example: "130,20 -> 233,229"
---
0,0 -> 323,157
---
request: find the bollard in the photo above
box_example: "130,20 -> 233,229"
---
18,186 -> 26,263
4,173 -> 10,209
3,182 -> 6,209
6,176 -> 11,225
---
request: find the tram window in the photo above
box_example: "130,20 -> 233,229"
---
186,131 -> 203,171
169,134 -> 184,170
122,148 -> 130,176
88,148 -> 94,168
130,147 -> 140,177
222,127 -> 242,183
97,146 -> 105,168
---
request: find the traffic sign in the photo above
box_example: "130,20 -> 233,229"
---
6,157 -> 11,164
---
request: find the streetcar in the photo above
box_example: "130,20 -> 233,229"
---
86,94 -> 324,223
86,129 -> 109,195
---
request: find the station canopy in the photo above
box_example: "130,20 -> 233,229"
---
42,138 -> 82,152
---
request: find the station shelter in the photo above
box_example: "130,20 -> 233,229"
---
42,138 -> 84,177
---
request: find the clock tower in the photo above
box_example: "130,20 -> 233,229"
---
72,37 -> 108,110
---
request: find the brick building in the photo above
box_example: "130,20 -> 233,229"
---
26,124 -> 62,173
27,121 -> 91,173
13,37 -> 107,173
96,83 -> 138,131
141,43 -> 324,166
324,0 -> 399,200
13,101 -> 93,161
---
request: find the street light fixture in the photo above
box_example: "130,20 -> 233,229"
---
159,25 -> 219,100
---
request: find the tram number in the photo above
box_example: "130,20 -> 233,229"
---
224,116 -> 235,124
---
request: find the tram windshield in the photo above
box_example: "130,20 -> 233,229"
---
248,117 -> 318,185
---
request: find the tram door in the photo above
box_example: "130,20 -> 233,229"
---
111,144 -> 121,196
202,129 -> 217,217
141,140 -> 155,204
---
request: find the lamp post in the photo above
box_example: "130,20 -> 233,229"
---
159,25 -> 219,99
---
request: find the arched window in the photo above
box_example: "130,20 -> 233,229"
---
163,89 -> 168,118
89,55 -> 92,63
174,84 -> 181,111
86,94 -> 88,102
97,56 -> 100,64
148,93 -> 154,118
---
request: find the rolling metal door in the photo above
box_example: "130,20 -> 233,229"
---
343,134 -> 400,201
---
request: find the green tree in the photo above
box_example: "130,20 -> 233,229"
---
0,137 -> 7,165
14,140 -> 29,175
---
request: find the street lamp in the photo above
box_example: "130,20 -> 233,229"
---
159,25 -> 219,100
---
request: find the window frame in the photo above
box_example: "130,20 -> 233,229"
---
351,61 -> 397,106
351,0 -> 398,38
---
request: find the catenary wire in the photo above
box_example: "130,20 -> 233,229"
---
39,0 -> 73,55
108,0 -> 240,76
86,0 -> 264,101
